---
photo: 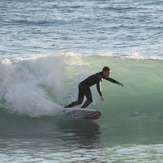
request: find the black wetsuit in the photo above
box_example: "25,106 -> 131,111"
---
65,72 -> 119,108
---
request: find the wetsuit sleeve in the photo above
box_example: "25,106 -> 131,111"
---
105,77 -> 119,84
96,81 -> 102,96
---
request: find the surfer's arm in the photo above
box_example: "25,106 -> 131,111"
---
105,77 -> 124,86
97,83 -> 104,101
96,81 -> 102,97
105,77 -> 119,83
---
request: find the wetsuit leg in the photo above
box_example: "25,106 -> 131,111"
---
81,87 -> 93,108
65,84 -> 84,108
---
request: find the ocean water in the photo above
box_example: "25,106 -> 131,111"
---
0,0 -> 163,162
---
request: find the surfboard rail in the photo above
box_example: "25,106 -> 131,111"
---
63,108 -> 102,120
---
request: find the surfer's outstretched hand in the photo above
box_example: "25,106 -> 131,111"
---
118,83 -> 124,87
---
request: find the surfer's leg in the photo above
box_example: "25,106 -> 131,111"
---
65,85 -> 84,108
81,87 -> 93,108
64,101 -> 79,108
81,100 -> 92,108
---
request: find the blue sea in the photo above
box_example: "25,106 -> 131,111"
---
0,0 -> 163,162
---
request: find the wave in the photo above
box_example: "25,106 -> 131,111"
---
0,53 -> 162,118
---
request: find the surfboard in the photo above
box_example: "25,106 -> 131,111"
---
63,108 -> 102,120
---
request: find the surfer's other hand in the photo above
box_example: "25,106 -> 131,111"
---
100,96 -> 104,102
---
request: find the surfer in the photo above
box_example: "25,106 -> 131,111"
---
65,66 -> 124,108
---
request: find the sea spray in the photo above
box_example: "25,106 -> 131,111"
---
0,54 -> 90,117
0,55 -> 66,117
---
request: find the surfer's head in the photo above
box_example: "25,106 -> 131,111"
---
102,66 -> 111,78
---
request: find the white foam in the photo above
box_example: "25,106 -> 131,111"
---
0,54 -> 91,117
126,52 -> 144,60
0,55 -> 66,117
95,52 -> 114,57
62,51 -> 81,57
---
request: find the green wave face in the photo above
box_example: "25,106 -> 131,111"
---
66,55 -> 163,114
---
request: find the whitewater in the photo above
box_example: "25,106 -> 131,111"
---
0,0 -> 163,162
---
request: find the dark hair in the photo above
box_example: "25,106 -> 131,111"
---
102,66 -> 110,72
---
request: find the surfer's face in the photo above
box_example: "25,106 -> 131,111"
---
103,70 -> 111,78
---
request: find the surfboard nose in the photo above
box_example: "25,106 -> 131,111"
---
96,111 -> 102,115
